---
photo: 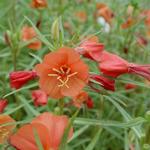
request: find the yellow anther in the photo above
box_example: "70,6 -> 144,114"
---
48,74 -> 58,77
52,68 -> 61,74
68,72 -> 78,78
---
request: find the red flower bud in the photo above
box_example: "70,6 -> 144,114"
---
0,99 -> 8,113
32,90 -> 48,106
98,51 -> 150,81
125,83 -> 137,90
10,71 -> 37,89
90,74 -> 115,91
86,97 -> 94,109
98,51 -> 128,77
76,40 -> 104,61
128,64 -> 150,81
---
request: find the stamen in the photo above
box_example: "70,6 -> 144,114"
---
48,74 -> 58,77
58,78 -> 69,88
66,68 -> 71,74
48,67 -> 78,88
52,68 -> 61,74
68,72 -> 78,77
60,67 -> 65,74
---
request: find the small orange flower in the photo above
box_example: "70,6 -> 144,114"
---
31,0 -> 47,8
96,3 -> 114,24
35,47 -> 89,99
140,10 -> 150,27
121,17 -> 135,29
10,112 -> 73,150
75,11 -> 87,23
0,115 -> 16,144
21,26 -> 42,50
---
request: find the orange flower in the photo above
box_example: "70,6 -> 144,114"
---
35,47 -> 89,99
75,11 -> 87,23
121,17 -> 135,29
141,10 -> 150,27
31,0 -> 47,8
10,112 -> 73,150
96,3 -> 114,24
21,26 -> 42,50
0,115 -> 16,144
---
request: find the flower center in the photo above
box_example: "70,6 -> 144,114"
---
48,66 -> 78,88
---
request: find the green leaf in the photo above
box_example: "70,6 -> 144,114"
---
24,16 -> 54,51
3,83 -> 37,98
85,128 -> 102,150
74,117 -> 146,128
33,127 -> 44,150
104,95 -> 144,138
69,125 -> 89,142
18,95 -> 40,116
59,110 -> 79,150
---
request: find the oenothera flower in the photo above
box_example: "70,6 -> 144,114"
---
0,99 -> 8,113
75,10 -> 87,23
35,47 -> 89,99
0,115 -> 16,144
10,112 -> 73,150
21,26 -> 42,50
32,90 -> 48,106
76,39 -> 104,61
10,71 -> 37,89
98,51 -> 150,80
140,10 -> 150,27
121,17 -> 135,29
96,3 -> 114,24
31,0 -> 47,8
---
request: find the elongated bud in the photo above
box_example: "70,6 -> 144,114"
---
0,99 -> 8,113
128,64 -> 150,81
90,74 -> 115,91
86,97 -> 94,108
51,18 -> 60,40
9,71 -> 38,89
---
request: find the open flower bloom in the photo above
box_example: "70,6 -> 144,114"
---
10,112 -> 73,150
98,51 -> 150,81
0,99 -> 8,113
35,47 -> 89,99
21,26 -> 42,50
140,10 -> 150,27
31,0 -> 47,8
76,39 -> 104,61
10,71 -> 37,89
75,10 -> 87,23
96,3 -> 114,24
32,90 -> 48,106
0,115 -> 16,144
121,17 -> 135,29
89,74 -> 115,91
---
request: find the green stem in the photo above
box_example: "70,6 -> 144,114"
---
58,99 -> 64,115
